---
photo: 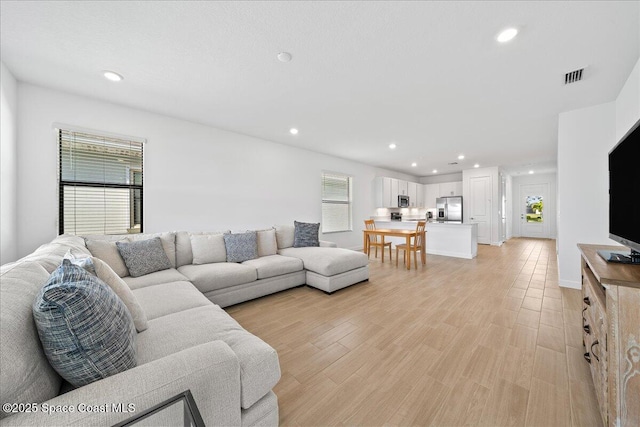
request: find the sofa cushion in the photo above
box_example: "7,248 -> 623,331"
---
123,268 -> 190,290
91,257 -> 148,332
178,263 -> 258,293
131,281 -> 211,321
190,233 -> 227,264
278,247 -> 368,276
242,255 -> 304,279
275,225 -> 294,249
0,261 -> 62,419
136,305 -> 280,409
293,221 -> 320,247
32,260 -> 137,388
22,235 -> 92,274
116,237 -> 172,278
175,230 -> 230,267
85,239 -> 129,277
224,232 -> 258,263
256,228 -> 278,257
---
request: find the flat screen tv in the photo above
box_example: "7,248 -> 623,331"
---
598,118 -> 640,264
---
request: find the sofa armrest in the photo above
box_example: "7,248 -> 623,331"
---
0,341 -> 241,427
319,240 -> 337,248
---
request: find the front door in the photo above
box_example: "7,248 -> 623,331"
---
520,184 -> 549,238
469,175 -> 492,244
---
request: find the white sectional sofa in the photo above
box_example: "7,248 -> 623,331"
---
0,225 -> 368,426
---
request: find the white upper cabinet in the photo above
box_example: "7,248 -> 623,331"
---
424,184 -> 440,209
407,181 -> 418,207
423,181 -> 463,208
375,177 -> 426,208
375,177 -> 396,208
438,181 -> 463,197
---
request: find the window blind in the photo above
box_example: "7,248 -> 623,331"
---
58,129 -> 143,235
321,172 -> 352,233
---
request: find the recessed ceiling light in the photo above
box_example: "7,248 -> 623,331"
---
103,71 -> 123,82
289,128 -> 298,135
497,28 -> 518,43
458,155 -> 465,160
474,164 -> 480,168
432,169 -> 438,174
277,52 -> 292,63
411,162 -> 417,167
389,143 -> 397,149
529,170 -> 534,174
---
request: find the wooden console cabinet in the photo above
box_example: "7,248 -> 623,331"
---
578,244 -> 640,427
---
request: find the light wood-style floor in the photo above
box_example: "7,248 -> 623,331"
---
226,238 -> 603,426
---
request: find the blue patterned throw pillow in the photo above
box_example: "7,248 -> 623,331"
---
32,259 -> 137,387
115,237 -> 172,277
223,231 -> 258,263
293,221 -> 320,247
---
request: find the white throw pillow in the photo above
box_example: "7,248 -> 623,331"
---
257,228 -> 278,257
190,234 -> 227,264
85,239 -> 130,277
275,225 -> 295,249
91,257 -> 148,332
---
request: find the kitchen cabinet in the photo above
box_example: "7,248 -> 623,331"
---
375,177 -> 394,208
416,183 -> 424,207
439,182 -> 462,197
375,177 -> 425,208
424,184 -> 440,209
408,182 -> 418,207
423,181 -> 462,208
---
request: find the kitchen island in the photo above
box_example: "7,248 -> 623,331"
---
374,220 -> 478,259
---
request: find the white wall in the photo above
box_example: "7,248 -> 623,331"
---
505,174 -> 513,240
12,83 -> 417,259
1,62 -> 18,264
557,59 -> 639,289
511,173 -> 557,238
419,172 -> 463,184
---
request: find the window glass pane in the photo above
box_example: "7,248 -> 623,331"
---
322,203 -> 351,233
525,195 -> 543,223
63,186 -> 136,235
321,172 -> 352,232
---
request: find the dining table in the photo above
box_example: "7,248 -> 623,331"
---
363,228 -> 426,270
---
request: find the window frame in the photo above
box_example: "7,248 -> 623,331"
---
56,125 -> 145,236
321,171 -> 353,234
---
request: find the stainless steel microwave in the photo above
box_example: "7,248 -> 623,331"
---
398,195 -> 410,207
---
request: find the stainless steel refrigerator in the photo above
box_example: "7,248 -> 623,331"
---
436,196 -> 463,222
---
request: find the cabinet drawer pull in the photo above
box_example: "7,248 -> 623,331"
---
591,340 -> 600,362
583,324 -> 591,334
583,297 -> 591,306
584,352 -> 591,364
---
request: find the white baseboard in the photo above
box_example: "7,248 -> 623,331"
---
426,249 -> 475,259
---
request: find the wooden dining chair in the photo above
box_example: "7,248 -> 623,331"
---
364,219 -> 392,262
396,220 -> 426,268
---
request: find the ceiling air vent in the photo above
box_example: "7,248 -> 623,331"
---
565,68 -> 584,84
448,162 -> 458,165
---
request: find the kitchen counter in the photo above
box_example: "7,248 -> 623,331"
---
426,222 -> 477,259
373,220 -> 478,259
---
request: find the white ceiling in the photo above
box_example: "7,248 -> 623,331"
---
1,1 -> 638,177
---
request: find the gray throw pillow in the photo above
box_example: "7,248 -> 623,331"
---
294,221 -> 320,247
223,231 -> 258,263
32,260 -> 137,388
115,237 -> 172,278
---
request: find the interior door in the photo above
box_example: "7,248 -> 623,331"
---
469,176 -> 492,244
520,184 -> 549,238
